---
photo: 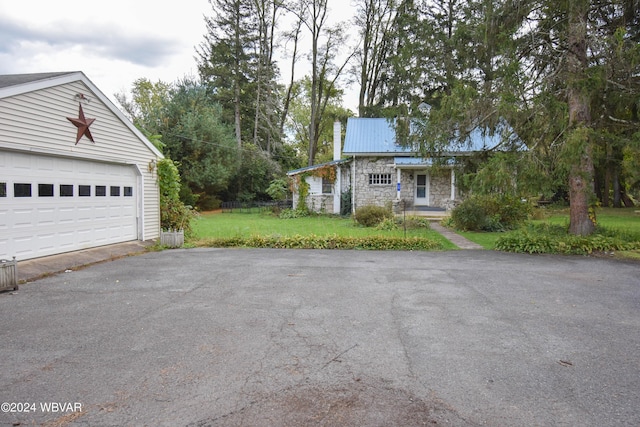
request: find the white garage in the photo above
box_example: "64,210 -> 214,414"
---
0,72 -> 163,261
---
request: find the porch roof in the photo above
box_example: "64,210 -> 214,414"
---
393,157 -> 456,168
286,158 -> 350,176
394,157 -> 432,167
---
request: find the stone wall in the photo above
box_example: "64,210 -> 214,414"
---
429,168 -> 454,208
352,157 -> 397,209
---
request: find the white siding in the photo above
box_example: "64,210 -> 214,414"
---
0,78 -> 161,245
306,176 -> 323,195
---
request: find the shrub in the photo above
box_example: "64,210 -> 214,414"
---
450,195 -> 531,231
355,205 -> 393,227
495,223 -> 640,255
157,158 -> 194,235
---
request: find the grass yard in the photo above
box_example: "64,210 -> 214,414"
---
534,207 -> 640,234
460,207 -> 640,255
190,211 -> 458,250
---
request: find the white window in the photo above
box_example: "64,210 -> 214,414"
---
322,178 -> 333,194
368,173 -> 392,185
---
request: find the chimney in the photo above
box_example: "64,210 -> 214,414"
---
333,121 -> 341,161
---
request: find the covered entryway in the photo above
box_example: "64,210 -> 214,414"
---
0,150 -> 139,260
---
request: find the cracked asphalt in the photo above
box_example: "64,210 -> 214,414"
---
1,248 -> 639,426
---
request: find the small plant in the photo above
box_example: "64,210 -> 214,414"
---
376,217 -> 399,230
355,205 -> 393,227
279,208 -> 310,219
402,216 -> 432,230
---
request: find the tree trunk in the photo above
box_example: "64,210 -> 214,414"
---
567,0 -> 595,236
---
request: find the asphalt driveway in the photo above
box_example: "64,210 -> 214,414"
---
1,249 -> 639,426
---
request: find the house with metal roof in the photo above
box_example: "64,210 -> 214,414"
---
288,117 -> 516,215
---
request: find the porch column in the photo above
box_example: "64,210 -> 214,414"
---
396,168 -> 402,200
450,168 -> 456,200
333,167 -> 341,214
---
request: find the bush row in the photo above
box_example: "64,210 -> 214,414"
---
198,234 -> 442,251
495,224 -> 640,255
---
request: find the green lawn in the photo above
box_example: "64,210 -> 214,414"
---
534,207 -> 640,234
191,211 -> 458,250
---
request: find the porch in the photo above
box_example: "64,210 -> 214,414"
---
392,200 -> 450,221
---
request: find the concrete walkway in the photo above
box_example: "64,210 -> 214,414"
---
430,222 -> 484,249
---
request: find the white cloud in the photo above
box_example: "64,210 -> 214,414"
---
0,0 -> 359,111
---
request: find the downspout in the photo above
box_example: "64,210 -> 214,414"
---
333,121 -> 341,214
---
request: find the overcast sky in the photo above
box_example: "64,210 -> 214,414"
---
0,0 -> 359,111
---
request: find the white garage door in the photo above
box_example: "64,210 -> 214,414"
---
0,151 -> 138,261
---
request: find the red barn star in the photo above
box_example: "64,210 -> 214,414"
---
67,104 -> 95,144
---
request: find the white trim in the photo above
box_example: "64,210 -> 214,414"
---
134,164 -> 145,241
451,169 -> 456,200
396,168 -> 401,200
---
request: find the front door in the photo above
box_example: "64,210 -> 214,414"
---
414,172 -> 429,205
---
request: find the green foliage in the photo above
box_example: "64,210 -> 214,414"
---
266,178 -> 288,201
285,77 -> 354,165
340,188 -> 352,216
354,205 -> 393,227
376,218 -> 399,231
376,215 -> 432,231
157,158 -> 194,234
402,216 -> 432,230
279,208 -> 310,219
496,223 -> 640,255
450,195 -> 532,231
200,234 -> 441,251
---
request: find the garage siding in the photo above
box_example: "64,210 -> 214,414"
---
0,77 -> 161,259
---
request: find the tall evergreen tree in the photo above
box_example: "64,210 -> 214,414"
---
197,0 -> 257,148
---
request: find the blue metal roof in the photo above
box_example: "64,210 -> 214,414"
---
342,118 -> 517,155
342,118 -> 414,155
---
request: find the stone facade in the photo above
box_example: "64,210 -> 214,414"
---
352,157 -> 457,211
352,157 -> 397,209
429,168 -> 455,207
291,157 -> 459,214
